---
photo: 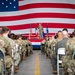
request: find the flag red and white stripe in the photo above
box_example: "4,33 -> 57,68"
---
0,0 -> 75,36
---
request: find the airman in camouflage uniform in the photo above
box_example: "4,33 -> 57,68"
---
14,39 -> 22,62
0,40 -> 5,75
24,39 -> 33,56
38,23 -> 44,38
8,34 -> 20,72
44,37 -> 49,55
0,27 -> 13,75
62,30 -> 75,75
49,37 -> 56,59
15,35 -> 26,60
27,40 -> 33,55
41,39 -> 46,53
45,37 -> 54,58
49,31 -> 63,59
22,39 -> 28,58
51,31 -> 63,74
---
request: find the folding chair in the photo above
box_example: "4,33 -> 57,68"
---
72,51 -> 75,59
57,48 -> 65,75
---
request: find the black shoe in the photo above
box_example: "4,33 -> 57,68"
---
53,70 -> 57,74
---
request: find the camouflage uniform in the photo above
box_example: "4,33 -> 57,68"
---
22,40 -> 27,58
38,24 -> 44,38
51,37 -> 63,73
62,37 -> 75,75
0,36 -> 13,75
27,40 -> 33,55
49,38 -> 56,58
46,39 -> 52,58
0,40 -> 5,75
0,59 -> 4,75
0,36 -> 13,68
50,38 -> 62,58
16,39 -> 27,60
10,39 -> 20,67
14,40 -> 22,56
44,39 -> 49,55
41,39 -> 46,53
24,40 -> 33,56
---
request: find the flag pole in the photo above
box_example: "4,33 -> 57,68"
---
47,23 -> 48,37
46,23 -> 48,37
29,24 -> 31,39
35,23 -> 38,39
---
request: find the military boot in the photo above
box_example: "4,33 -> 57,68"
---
22,56 -> 26,60
15,66 -> 19,70
64,71 -> 69,75
53,70 -> 57,74
14,66 -> 18,73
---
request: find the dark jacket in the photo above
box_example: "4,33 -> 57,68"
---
55,38 -> 68,55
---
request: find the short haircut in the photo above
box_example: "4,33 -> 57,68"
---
56,30 -> 62,37
62,28 -> 68,32
58,31 -> 62,33
1,27 -> 10,34
62,30 -> 68,36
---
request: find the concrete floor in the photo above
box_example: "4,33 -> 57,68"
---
15,51 -> 57,75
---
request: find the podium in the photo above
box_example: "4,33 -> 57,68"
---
28,35 -> 43,49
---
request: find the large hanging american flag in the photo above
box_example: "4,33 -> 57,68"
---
0,0 -> 75,36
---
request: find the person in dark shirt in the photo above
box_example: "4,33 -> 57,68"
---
52,29 -> 69,74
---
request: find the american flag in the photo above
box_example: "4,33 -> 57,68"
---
0,0 -> 75,36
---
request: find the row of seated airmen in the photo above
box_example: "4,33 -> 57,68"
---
0,27 -> 33,75
41,28 -> 75,75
